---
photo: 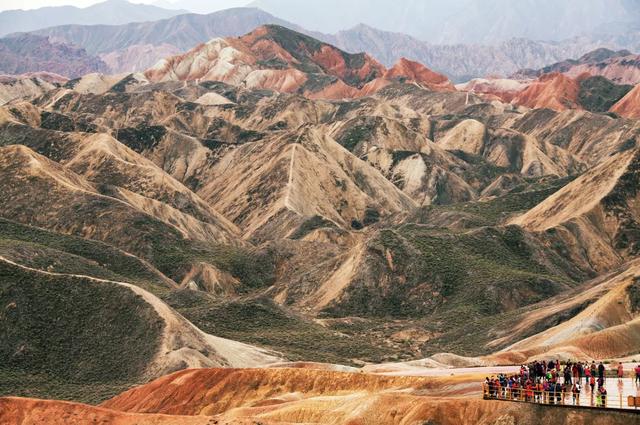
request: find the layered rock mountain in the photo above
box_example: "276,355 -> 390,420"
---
510,73 -> 581,111
144,25 -> 454,98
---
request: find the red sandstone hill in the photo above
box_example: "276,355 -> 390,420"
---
383,57 -> 455,92
457,71 -> 635,115
145,25 -> 453,99
510,72 -> 582,111
611,83 -> 640,119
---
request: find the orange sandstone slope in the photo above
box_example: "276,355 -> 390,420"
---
5,394 -> 635,425
611,83 -> 640,119
0,397 -> 214,425
96,368 -> 635,425
511,72 -> 581,111
383,57 -> 455,92
145,25 -> 453,99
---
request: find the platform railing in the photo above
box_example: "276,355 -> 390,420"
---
482,383 -> 639,411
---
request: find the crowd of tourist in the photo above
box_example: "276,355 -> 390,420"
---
483,360 -> 640,408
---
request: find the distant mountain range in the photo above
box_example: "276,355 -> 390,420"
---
0,34 -> 108,78
321,25 -> 640,82
18,7 -> 640,82
12,0 -> 632,48
514,48 -> 640,85
3,3 -> 640,83
29,8 -> 298,56
152,0 -> 250,14
0,0 -> 185,37
251,0 -> 640,45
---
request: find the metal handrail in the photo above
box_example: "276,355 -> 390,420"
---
482,383 -> 639,411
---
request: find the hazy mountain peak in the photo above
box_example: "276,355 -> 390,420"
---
252,0 -> 640,44
0,0 -> 184,37
577,47 -> 633,62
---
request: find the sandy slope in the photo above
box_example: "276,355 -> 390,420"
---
489,259 -> 640,363
5,394 -> 636,425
